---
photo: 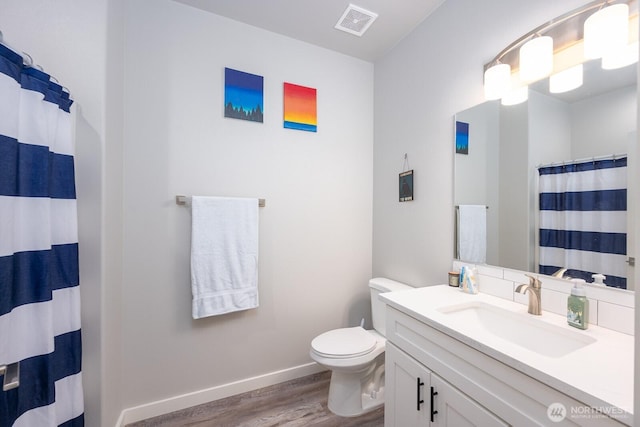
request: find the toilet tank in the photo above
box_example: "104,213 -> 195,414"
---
369,278 -> 413,337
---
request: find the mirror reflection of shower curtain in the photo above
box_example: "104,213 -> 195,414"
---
0,44 -> 84,425
538,157 -> 628,289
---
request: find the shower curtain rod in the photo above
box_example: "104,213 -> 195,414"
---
536,153 -> 627,169
0,29 -> 69,94
0,30 -> 32,66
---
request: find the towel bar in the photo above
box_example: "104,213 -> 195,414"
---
176,195 -> 265,207
455,205 -> 488,209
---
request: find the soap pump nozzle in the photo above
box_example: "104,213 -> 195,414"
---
570,278 -> 586,296
591,273 -> 606,286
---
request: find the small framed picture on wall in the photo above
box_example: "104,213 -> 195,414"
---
399,170 -> 414,202
455,121 -> 469,154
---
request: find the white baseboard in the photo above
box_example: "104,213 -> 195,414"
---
116,362 -> 326,426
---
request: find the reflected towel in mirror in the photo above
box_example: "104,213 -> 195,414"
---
457,205 -> 487,263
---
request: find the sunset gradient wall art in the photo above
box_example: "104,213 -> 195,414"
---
283,83 -> 317,132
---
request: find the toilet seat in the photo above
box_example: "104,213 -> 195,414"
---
311,327 -> 377,359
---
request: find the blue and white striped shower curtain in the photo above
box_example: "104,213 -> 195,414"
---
0,44 -> 84,425
538,157 -> 627,289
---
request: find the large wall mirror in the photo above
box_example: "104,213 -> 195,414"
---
454,58 -> 636,291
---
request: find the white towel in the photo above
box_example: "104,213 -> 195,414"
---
457,205 -> 487,264
190,196 -> 259,319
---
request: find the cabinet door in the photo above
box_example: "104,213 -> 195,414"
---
431,374 -> 507,427
385,342 -> 431,427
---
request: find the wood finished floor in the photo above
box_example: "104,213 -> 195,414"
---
126,371 -> 384,427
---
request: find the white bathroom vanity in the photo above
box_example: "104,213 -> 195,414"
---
380,285 -> 633,426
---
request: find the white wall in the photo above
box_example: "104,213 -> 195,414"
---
528,91 -> 572,168
571,85 -> 636,159
120,0 -> 373,409
454,103 -> 498,208
498,102 -> 529,271
104,0 -> 125,425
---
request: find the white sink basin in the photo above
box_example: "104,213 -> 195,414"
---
438,301 -> 596,358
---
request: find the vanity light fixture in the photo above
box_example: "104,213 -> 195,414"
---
483,0 -> 637,103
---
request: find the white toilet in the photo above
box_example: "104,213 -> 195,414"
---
309,277 -> 413,417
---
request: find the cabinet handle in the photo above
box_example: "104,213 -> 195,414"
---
430,386 -> 438,422
416,377 -> 425,410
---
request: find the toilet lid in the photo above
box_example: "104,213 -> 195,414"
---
311,327 -> 377,358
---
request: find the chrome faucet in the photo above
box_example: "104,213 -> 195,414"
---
516,274 -> 542,315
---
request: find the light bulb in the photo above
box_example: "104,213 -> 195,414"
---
550,64 -> 583,93
520,36 -> 553,82
584,4 -> 629,59
501,86 -> 528,106
484,63 -> 511,100
602,41 -> 639,70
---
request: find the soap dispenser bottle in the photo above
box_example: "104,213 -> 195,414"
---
567,279 -> 588,330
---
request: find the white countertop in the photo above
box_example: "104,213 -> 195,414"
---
380,285 -> 634,421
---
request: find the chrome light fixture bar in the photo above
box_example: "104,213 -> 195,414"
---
484,0 -> 637,104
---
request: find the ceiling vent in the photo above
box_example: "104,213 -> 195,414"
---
334,4 -> 378,37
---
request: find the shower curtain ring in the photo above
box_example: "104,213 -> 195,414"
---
21,51 -> 33,67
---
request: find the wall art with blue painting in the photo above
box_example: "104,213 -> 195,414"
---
455,120 -> 469,154
224,67 -> 264,123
